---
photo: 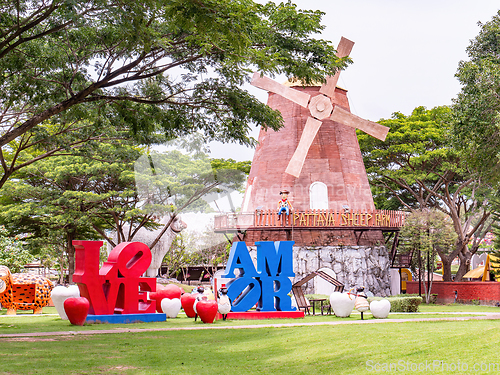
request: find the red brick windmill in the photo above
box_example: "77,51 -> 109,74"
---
242,37 -> 389,216
233,37 -> 396,246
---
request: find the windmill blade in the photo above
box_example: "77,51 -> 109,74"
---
330,106 -> 389,141
319,37 -> 355,99
251,72 -> 310,108
285,117 -> 323,178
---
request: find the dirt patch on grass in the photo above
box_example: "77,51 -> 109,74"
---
101,365 -> 139,374
4,336 -> 75,342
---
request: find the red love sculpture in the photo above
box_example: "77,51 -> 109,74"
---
64,297 -> 90,326
73,241 -> 155,315
196,300 -> 218,324
181,293 -> 197,318
73,241 -> 156,315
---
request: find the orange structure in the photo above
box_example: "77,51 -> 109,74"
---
0,265 -> 53,315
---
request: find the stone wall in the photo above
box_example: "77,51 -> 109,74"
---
247,245 -> 392,297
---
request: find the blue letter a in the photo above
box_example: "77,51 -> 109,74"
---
222,242 -> 257,278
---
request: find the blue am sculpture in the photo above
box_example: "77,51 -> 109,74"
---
222,241 -> 296,312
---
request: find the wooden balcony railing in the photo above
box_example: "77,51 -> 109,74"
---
214,209 -> 406,232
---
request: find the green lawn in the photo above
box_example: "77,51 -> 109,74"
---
1,304 -> 497,335
2,319 -> 500,374
1,303 -> 499,374
419,303 -> 500,313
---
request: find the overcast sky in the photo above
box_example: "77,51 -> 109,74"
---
207,0 -> 500,161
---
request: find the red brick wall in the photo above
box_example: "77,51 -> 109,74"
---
406,281 -> 500,305
243,228 -> 384,246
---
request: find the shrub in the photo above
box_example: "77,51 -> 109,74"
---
387,296 -> 423,312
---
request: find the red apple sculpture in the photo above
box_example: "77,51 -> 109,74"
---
181,293 -> 197,318
162,284 -> 183,299
196,300 -> 218,324
151,284 -> 183,313
64,297 -> 90,326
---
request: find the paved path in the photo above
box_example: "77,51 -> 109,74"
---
2,313 -> 500,339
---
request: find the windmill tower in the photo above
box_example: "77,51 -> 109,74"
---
216,37 -> 397,296
240,37 -> 390,247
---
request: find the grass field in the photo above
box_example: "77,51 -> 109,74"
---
2,303 -> 500,374
1,304 -> 498,335
2,319 -> 500,374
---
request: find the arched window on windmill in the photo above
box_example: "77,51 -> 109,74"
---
310,182 -> 328,209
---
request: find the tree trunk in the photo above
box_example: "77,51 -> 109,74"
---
66,231 -> 76,284
435,243 -> 461,282
455,222 -> 491,281
424,252 -> 436,304
59,249 -> 65,284
455,248 -> 472,281
440,256 -> 453,282
418,250 -> 422,296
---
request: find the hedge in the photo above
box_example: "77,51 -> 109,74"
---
387,296 -> 422,312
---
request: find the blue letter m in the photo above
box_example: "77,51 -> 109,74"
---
256,241 -> 295,277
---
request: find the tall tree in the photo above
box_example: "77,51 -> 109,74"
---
358,106 -> 492,281
452,11 -> 500,273
0,141 -> 248,280
452,10 -> 500,181
0,0 -> 349,189
400,209 -> 456,302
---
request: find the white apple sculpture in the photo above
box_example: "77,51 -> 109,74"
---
370,299 -> 391,319
329,291 -> 356,318
161,298 -> 182,318
51,285 -> 80,320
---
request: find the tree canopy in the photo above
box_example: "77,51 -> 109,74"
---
0,137 -> 249,280
0,0 -> 349,189
358,106 -> 466,211
453,10 -> 500,180
359,106 -> 492,281
400,209 -> 456,302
